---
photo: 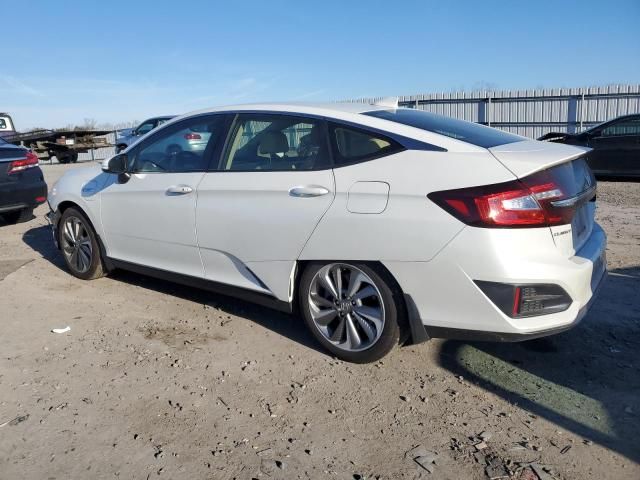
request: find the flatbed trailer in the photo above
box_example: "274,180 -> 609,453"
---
1,112 -> 113,164
5,129 -> 113,163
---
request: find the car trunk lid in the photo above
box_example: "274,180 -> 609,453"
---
490,140 -> 596,255
0,143 -> 31,182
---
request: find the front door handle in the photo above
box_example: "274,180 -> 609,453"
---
288,185 -> 330,198
166,185 -> 193,195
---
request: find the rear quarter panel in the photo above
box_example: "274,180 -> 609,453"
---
300,149 -> 516,262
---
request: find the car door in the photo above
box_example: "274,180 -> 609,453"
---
588,116 -> 640,176
100,114 -> 229,277
195,113 -> 335,300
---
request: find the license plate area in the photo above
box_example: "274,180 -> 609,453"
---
571,204 -> 591,249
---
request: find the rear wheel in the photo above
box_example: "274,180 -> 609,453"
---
58,208 -> 105,280
299,262 -> 402,363
2,208 -> 33,224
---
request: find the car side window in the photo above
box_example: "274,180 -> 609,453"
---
136,122 -> 155,135
222,114 -> 330,171
130,116 -> 226,173
329,122 -> 403,166
600,118 -> 640,137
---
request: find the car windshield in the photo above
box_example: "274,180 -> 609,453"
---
363,108 -> 524,148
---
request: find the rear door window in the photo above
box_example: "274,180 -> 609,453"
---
221,114 -> 330,171
364,109 -> 524,148
600,117 -> 640,137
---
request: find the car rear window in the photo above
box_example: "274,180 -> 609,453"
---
363,109 -> 524,148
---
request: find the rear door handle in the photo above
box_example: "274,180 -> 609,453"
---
166,185 -> 193,195
288,185 -> 330,198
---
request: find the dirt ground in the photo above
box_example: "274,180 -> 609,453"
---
1,163 -> 638,480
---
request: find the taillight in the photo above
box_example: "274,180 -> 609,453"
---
428,161 -> 595,228
184,133 -> 201,140
8,151 -> 39,174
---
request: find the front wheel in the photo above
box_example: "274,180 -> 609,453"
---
299,262 -> 402,363
58,208 -> 105,280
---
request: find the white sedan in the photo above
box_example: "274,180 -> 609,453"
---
47,102 -> 607,362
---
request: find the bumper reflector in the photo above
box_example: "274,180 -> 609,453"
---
475,281 -> 572,318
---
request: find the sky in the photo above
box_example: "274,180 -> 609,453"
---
2,0 -> 639,129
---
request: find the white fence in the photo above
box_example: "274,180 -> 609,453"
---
349,84 -> 640,139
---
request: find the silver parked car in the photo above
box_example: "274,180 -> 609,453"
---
116,116 -> 174,152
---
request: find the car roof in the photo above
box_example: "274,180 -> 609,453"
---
189,102 -> 387,116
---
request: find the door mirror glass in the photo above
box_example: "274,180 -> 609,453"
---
102,153 -> 128,174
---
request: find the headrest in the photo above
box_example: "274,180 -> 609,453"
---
259,131 -> 289,155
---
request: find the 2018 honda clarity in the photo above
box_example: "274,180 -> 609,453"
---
47,102 -> 607,362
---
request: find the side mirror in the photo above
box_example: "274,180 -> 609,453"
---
102,153 -> 128,174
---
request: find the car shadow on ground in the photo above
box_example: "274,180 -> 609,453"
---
22,224 -> 326,355
22,224 -> 67,270
0,211 -> 36,228
437,265 -> 640,463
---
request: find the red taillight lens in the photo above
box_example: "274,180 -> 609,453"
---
429,160 -> 595,228
8,151 -> 39,174
184,133 -> 201,140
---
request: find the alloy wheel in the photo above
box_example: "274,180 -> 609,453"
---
61,216 -> 93,274
308,263 -> 385,352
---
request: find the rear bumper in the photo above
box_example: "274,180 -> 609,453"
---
0,175 -> 47,213
386,222 -> 608,342
422,268 -> 606,342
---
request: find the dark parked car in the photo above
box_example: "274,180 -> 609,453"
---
538,114 -> 640,178
0,137 -> 47,224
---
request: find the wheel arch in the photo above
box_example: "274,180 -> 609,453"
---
293,259 -> 424,345
54,201 -> 113,271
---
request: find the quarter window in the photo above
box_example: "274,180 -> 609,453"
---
130,116 -> 226,173
329,123 -> 403,166
222,114 -> 330,171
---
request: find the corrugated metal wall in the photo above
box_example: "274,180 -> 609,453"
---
77,132 -> 117,162
350,84 -> 640,139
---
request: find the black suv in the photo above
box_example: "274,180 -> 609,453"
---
539,114 -> 640,178
0,137 -> 47,224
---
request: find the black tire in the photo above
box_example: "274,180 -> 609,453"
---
2,208 -> 33,225
69,152 -> 79,163
298,261 -> 403,363
57,153 -> 69,164
58,207 -> 105,280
